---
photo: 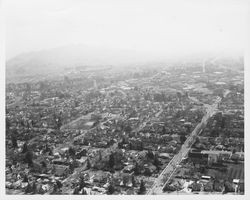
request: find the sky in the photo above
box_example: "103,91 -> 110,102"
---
5,0 -> 249,59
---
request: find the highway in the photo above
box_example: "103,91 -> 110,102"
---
147,96 -> 222,195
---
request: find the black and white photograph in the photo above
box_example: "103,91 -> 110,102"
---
1,0 -> 249,197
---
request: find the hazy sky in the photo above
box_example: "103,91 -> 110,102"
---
5,0 -> 249,59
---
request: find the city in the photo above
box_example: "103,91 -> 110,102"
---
3,0 -> 247,196
5,58 -> 244,195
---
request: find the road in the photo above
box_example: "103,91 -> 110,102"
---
147,96 -> 222,195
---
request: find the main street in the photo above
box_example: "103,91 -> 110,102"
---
147,96 -> 222,195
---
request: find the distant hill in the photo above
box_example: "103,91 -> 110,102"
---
6,44 -> 243,80
6,44 -> 155,77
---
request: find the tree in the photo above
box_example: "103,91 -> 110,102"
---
122,175 -> 129,187
69,163 -> 75,173
107,183 -> 115,194
162,126 -> 167,135
99,150 -> 102,161
211,129 -> 219,137
56,180 -> 63,189
180,135 -> 186,144
221,117 -> 226,129
124,125 -> 132,133
154,93 -> 164,102
55,116 -> 62,130
144,168 -> 152,176
138,179 -> 146,194
23,174 -> 28,182
11,135 -> 18,149
52,182 -> 59,194
118,142 -> 123,149
232,149 -> 236,154
68,147 -> 76,158
134,162 -> 140,175
24,151 -> 33,167
129,142 -> 132,150
79,177 -> 85,190
176,92 -> 182,101
163,183 -> 176,192
32,182 -> 37,194
22,142 -> 28,153
40,161 -> 47,168
153,156 -> 161,171
109,153 -> 115,169
121,137 -> 127,144
147,150 -> 154,160
73,186 -> 80,194
86,159 -> 91,169
132,175 -> 136,187
140,142 -> 144,151
25,183 -> 33,194
81,188 -> 87,195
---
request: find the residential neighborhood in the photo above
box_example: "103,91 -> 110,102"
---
5,59 -> 244,195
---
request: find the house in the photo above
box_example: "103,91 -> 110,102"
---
171,134 -> 180,143
184,122 -> 192,127
76,156 -> 88,166
200,175 -> 211,182
123,164 -> 135,173
200,150 -> 231,165
206,153 -> 220,165
232,179 -> 244,193
235,152 -> 244,160
52,159 -> 70,166
169,140 -> 178,147
159,153 -> 171,159
53,165 -> 70,177
189,149 -> 208,164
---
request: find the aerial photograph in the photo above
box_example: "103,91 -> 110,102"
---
4,0 -> 247,196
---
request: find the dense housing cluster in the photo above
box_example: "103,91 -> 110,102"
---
5,61 -> 244,195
